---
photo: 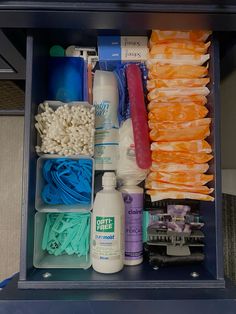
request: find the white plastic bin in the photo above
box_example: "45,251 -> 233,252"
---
33,212 -> 91,269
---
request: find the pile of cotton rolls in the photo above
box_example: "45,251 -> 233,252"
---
145,30 -> 214,202
35,102 -> 95,156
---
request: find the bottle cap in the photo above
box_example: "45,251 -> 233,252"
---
49,45 -> 65,57
102,172 -> 116,187
93,70 -> 117,89
65,45 -> 81,57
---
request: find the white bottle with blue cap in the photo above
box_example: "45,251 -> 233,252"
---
92,172 -> 125,273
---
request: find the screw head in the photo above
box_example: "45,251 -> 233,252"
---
153,265 -> 159,271
42,272 -> 52,279
190,271 -> 199,278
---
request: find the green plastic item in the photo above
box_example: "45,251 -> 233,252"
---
142,211 -> 149,243
49,45 -> 65,57
42,212 -> 90,257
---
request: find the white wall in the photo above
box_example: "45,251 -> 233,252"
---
221,70 -> 236,169
221,70 -> 236,195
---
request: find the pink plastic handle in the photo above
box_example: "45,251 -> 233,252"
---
126,64 -> 152,169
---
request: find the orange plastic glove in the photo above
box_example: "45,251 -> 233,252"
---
151,151 -> 213,164
147,78 -> 210,90
147,171 -> 214,186
145,180 -> 214,195
150,162 -> 209,173
146,190 -> 214,202
149,64 -> 208,79
150,139 -> 212,153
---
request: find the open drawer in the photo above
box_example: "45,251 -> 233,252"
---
18,30 -> 224,289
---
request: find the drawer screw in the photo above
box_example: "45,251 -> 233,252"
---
153,266 -> 159,271
190,272 -> 199,278
42,272 -> 52,279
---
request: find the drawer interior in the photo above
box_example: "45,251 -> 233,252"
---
19,29 -> 224,289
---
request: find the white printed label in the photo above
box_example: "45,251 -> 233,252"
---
121,36 -> 148,48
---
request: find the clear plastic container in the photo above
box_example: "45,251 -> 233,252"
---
35,155 -> 94,212
33,212 -> 91,269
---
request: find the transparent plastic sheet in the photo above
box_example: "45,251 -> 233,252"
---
113,62 -> 148,125
116,118 -> 148,185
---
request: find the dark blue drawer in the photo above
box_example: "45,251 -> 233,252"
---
18,30 -> 224,290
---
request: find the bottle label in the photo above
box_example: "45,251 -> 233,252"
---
123,192 -> 143,261
92,215 -> 123,261
94,101 -> 119,130
96,216 -> 114,232
94,101 -> 119,169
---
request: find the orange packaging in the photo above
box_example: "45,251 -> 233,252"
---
151,151 -> 213,164
147,54 -> 210,68
147,96 -> 207,106
149,118 -> 211,130
149,64 -> 208,79
147,171 -> 214,186
150,126 -> 210,142
146,190 -> 214,202
149,41 -> 211,55
150,30 -> 212,46
148,103 -> 208,122
150,139 -> 212,154
147,78 -> 210,90
150,162 -> 209,173
148,87 -> 210,101
145,180 -> 214,195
